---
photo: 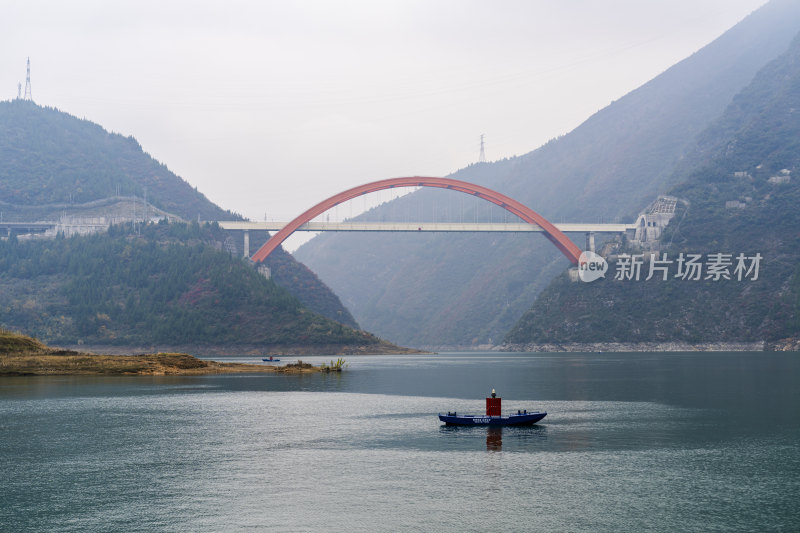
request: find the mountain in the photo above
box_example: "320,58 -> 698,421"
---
0,221 -> 389,354
506,31 -> 800,348
0,99 -> 236,221
0,100 -> 358,329
295,0 -> 800,348
261,245 -> 359,329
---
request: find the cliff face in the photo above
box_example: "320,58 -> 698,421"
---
296,0 -> 800,347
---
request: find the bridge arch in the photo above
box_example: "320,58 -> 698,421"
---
250,176 -> 582,264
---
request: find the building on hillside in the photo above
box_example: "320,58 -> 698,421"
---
629,196 -> 678,249
768,174 -> 791,184
7,198 -> 182,241
257,264 -> 271,279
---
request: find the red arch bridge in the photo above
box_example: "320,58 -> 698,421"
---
216,177 -> 637,265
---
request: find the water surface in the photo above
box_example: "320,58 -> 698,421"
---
1,352 -> 798,532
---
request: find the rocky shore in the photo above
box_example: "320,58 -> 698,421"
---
497,341 -> 790,352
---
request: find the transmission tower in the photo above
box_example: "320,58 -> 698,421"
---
479,134 -> 486,163
23,57 -> 32,101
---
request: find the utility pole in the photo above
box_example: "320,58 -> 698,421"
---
23,57 -> 32,101
479,134 -> 486,163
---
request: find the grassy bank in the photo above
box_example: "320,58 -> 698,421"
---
0,329 -> 320,376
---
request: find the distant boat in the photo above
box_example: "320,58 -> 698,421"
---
438,411 -> 546,426
262,357 -> 280,362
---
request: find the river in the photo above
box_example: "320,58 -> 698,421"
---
1,351 -> 798,532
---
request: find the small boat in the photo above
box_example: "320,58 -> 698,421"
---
262,357 -> 280,362
439,388 -> 546,426
438,411 -> 546,426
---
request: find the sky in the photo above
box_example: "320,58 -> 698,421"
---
1,0 -> 769,242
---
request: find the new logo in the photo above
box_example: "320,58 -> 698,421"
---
578,251 -> 608,282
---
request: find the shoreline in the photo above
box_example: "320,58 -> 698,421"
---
415,340 -> 798,353
496,340 -> 800,352
0,351 -> 323,377
58,342 -> 427,357
0,330 -> 419,376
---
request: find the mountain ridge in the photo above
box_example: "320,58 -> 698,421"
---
505,30 -> 800,347
0,100 -> 236,221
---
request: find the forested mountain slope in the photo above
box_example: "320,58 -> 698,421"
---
262,246 -> 359,329
0,222 -> 382,353
506,31 -> 800,348
0,100 -> 235,221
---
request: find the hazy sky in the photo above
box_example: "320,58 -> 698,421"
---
2,1 -> 769,229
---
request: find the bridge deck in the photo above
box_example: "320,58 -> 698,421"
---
217,221 -> 636,233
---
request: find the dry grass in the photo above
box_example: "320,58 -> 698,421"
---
0,330 -> 323,376
0,351 -> 325,376
0,328 -> 50,354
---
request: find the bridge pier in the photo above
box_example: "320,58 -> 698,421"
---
243,230 -> 250,258
585,232 -> 595,253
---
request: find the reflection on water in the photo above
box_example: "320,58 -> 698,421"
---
486,427 -> 502,451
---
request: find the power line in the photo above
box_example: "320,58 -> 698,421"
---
479,134 -> 486,163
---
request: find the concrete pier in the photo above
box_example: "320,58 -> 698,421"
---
585,232 -> 595,253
